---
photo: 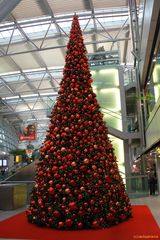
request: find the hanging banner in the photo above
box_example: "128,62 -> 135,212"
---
19,123 -> 36,141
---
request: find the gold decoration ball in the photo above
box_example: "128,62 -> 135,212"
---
71,161 -> 76,167
84,158 -> 89,164
65,188 -> 70,194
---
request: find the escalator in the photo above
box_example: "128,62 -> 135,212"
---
4,161 -> 37,182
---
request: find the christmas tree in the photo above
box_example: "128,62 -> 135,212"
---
26,15 -> 132,230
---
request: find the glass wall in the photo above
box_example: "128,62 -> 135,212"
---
91,66 -> 125,178
145,53 -> 160,118
91,66 -> 122,131
0,118 -> 18,153
109,135 -> 125,177
138,0 -> 146,40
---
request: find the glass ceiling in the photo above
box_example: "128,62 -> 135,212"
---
0,13 -> 129,45
0,0 -> 143,144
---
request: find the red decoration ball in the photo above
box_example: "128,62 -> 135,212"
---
58,221 -> 64,228
92,220 -> 100,229
78,194 -> 83,199
48,207 -> 52,212
69,202 -> 77,210
80,165 -> 87,172
70,180 -> 76,186
53,210 -> 61,218
48,187 -> 55,195
90,199 -> 95,205
65,218 -> 73,227
77,222 -> 83,229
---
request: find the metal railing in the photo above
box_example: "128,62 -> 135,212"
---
0,174 -> 150,206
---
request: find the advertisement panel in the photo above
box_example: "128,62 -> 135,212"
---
19,123 -> 36,141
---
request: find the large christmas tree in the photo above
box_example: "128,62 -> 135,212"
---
26,15 -> 132,230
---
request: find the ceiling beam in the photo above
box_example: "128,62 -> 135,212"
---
0,10 -> 129,30
0,37 -> 130,57
123,30 -> 130,64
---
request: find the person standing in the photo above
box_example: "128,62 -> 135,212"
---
148,169 -> 157,195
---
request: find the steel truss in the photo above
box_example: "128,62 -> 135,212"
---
0,0 -> 134,140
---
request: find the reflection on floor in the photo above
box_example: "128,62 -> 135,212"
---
0,195 -> 159,240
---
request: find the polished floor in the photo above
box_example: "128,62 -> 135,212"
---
0,195 -> 159,240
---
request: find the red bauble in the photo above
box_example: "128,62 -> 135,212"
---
95,190 -> 100,196
53,210 -> 61,218
70,180 -> 76,186
106,213 -> 114,221
99,200 -> 104,205
92,165 -> 97,170
73,169 -> 79,174
58,221 -> 64,228
69,202 -> 77,210
55,183 -> 61,189
93,172 -> 98,178
94,207 -> 99,213
31,200 -> 36,205
52,166 -> 58,172
78,194 -> 83,199
74,189 -> 79,194
68,154 -> 73,160
65,219 -> 73,227
120,214 -> 126,220
61,132 -> 66,137
48,207 -> 52,212
76,150 -> 80,155
77,222 -> 83,229
38,198 -> 42,205
48,187 -> 54,195
90,199 -> 95,205
92,220 -> 100,229
78,210 -> 84,216
80,165 -> 87,172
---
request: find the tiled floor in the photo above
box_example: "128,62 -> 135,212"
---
0,195 -> 159,240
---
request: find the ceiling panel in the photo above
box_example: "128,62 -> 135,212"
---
7,42 -> 37,55
11,53 -> 41,70
14,82 -> 34,93
12,0 -> 45,20
0,86 -> 13,97
47,0 -> 88,14
0,57 -> 19,73
92,0 -> 127,9
39,49 -> 65,67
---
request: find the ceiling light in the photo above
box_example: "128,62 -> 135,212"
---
40,92 -> 58,96
2,96 -> 19,100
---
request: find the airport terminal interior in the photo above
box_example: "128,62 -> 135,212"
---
0,0 -> 160,239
